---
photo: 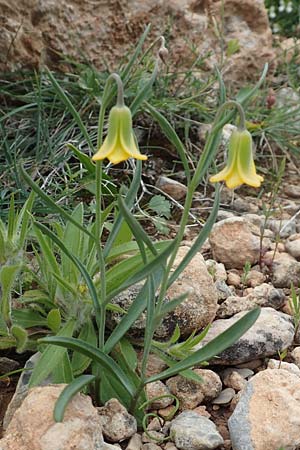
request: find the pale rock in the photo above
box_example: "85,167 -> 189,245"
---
246,270 -> 265,288
278,38 -> 300,64
0,0 -> 275,84
267,359 -> 300,378
217,284 -> 285,318
291,347 -> 300,368
110,247 -> 218,339
147,417 -> 164,432
166,369 -> 222,410
242,214 -> 263,229
212,388 -> 235,405
268,218 -> 296,238
216,210 -> 235,222
142,444 -> 161,450
228,369 -> 300,450
98,398 -> 137,442
285,233 -> 300,259
158,405 -> 177,420
205,260 -> 227,281
137,353 -> 167,378
145,381 -> 173,409
215,280 -> 234,302
192,405 -> 211,418
284,183 -> 300,199
194,308 -> 294,365
156,176 -> 187,201
272,257 -> 300,288
227,272 -> 241,287
232,197 -> 259,214
164,443 -> 178,450
223,370 -> 247,391
170,411 -> 224,450
125,434 -> 142,450
142,431 -> 165,443
209,217 -> 261,269
0,385 -> 103,450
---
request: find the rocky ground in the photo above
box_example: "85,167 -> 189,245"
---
2,171 -> 300,450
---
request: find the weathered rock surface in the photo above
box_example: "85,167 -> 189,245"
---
170,411 -> 224,450
0,385 -> 103,450
285,233 -> 300,259
110,246 -> 218,339
166,369 -> 222,410
272,257 -> 300,288
228,369 -> 300,450
217,283 -> 285,318
0,0 -> 275,82
209,217 -> 261,269
194,307 -> 294,365
145,381 -> 173,409
97,398 -> 137,442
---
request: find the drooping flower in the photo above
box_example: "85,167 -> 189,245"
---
92,105 -> 147,164
210,128 -> 263,189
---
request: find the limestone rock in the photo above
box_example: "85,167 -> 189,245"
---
209,217 -> 261,269
110,246 -> 218,339
0,385 -> 103,450
212,388 -> 235,405
272,257 -> 300,288
97,398 -> 137,442
156,176 -> 187,201
228,369 -> 300,450
145,381 -> 173,409
217,284 -> 285,319
1,0 -> 275,83
267,359 -> 300,378
285,233 -> 300,260
170,411 -> 224,450
194,307 -> 294,365
166,369 -> 222,410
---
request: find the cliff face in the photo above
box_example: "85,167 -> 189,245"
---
0,0 -> 275,81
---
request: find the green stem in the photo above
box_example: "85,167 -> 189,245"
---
133,101 -> 245,412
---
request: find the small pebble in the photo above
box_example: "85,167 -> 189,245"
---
126,433 -> 142,450
212,388 -> 235,405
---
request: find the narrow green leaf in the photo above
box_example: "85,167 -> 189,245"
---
147,308 -> 260,383
46,68 -> 94,150
20,166 -> 94,240
18,191 -> 35,248
67,143 -> 95,175
38,337 -> 136,396
118,194 -> 157,256
167,188 -> 219,287
104,161 -> 142,258
158,292 -> 189,318
29,320 -> 76,387
33,222 -> 101,317
104,270 -> 163,353
54,374 -> 95,422
106,239 -> 177,303
0,264 -> 20,325
7,195 -> 16,241
145,103 -> 190,182
71,320 -> 97,375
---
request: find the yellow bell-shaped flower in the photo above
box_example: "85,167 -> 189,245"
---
210,128 -> 263,189
92,105 -> 147,165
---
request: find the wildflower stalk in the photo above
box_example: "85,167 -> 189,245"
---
130,101 -> 249,414
94,74 -> 125,350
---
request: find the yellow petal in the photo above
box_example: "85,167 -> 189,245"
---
107,143 -> 129,164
